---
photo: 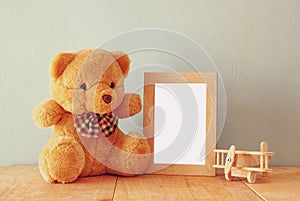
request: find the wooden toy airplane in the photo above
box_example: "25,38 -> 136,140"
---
213,141 -> 275,183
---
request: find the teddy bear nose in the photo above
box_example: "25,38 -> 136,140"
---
102,94 -> 112,104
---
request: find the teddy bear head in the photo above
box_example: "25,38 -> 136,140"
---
49,49 -> 130,115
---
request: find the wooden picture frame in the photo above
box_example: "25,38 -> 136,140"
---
144,72 -> 217,176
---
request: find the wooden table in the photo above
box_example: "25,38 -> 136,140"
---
0,166 -> 299,200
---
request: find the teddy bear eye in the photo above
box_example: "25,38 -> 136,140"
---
110,82 -> 115,89
80,83 -> 87,90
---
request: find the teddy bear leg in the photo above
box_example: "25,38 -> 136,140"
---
106,132 -> 151,176
39,136 -> 85,183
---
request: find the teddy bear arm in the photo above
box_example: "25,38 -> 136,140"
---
113,93 -> 142,118
32,99 -> 66,127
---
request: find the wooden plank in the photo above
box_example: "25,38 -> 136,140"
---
114,174 -> 261,201
243,167 -> 300,201
213,149 -> 229,153
236,154 -> 260,167
213,165 -> 225,168
213,149 -> 274,156
0,166 -> 117,200
232,167 -> 272,172
2,166 -> 298,200
234,151 -> 274,156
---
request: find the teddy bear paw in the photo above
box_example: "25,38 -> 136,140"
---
129,94 -> 142,116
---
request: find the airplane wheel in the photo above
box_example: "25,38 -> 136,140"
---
247,172 -> 257,183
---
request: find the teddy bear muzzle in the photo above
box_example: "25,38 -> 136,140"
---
102,94 -> 112,104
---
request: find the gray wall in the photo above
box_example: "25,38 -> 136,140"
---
0,0 -> 299,167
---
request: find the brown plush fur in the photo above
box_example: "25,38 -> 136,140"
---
32,49 -> 151,183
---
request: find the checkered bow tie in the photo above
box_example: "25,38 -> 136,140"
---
74,112 -> 118,138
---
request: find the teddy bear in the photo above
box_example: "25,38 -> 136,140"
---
32,48 -> 151,183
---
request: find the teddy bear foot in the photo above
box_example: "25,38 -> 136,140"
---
106,132 -> 151,176
39,136 -> 85,183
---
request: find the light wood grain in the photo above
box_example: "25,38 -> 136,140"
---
144,72 -> 217,176
244,167 -> 300,201
0,166 -> 117,201
114,174 -> 261,201
1,166 -> 300,200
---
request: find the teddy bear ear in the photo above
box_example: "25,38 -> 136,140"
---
50,52 -> 75,80
112,51 -> 130,76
